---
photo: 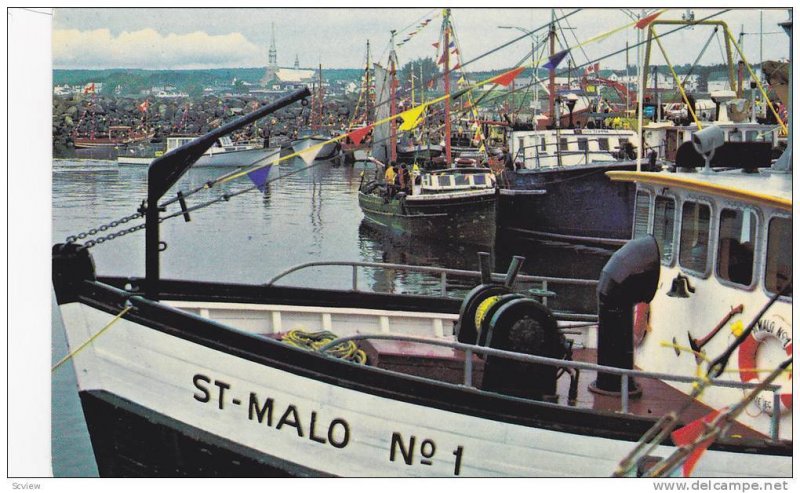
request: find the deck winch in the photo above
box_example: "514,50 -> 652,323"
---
456,254 -> 568,401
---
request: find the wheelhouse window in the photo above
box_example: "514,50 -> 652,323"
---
559,137 -> 569,150
454,174 -> 470,186
633,190 -> 651,239
717,208 -> 757,286
473,174 -> 487,185
598,138 -> 609,151
540,137 -> 547,152
653,196 -> 676,264
577,138 -> 588,152
679,201 -> 711,274
437,175 -> 453,188
765,217 -> 792,296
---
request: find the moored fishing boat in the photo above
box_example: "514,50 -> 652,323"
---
118,135 -> 281,168
358,166 -> 497,246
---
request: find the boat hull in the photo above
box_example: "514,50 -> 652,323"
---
497,161 -> 638,246
358,189 -> 497,246
118,147 -> 281,168
396,144 -> 443,164
55,280 -> 791,478
291,137 -> 341,161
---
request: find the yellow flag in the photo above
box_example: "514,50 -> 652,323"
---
398,104 -> 427,131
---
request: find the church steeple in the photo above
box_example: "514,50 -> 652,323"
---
294,54 -> 299,69
268,23 -> 278,68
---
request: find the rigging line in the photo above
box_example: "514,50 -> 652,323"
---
165,9 -> 730,210
558,8 -> 591,67
52,305 -> 132,372
680,26 -> 719,90
460,9 -> 582,71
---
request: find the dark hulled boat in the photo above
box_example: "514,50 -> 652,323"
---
358,167 -> 497,246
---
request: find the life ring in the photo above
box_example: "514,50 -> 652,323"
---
738,315 -> 792,414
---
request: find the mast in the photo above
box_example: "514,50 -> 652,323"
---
444,8 -> 452,164
389,30 -> 398,163
548,10 -> 556,128
365,40 -> 371,124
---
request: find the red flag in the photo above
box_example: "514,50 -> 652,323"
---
670,410 -> 722,477
348,124 -> 373,145
452,63 -> 461,71
636,11 -> 663,29
83,82 -> 95,94
437,52 -> 447,65
432,41 -> 440,48
138,100 -> 150,113
492,66 -> 525,87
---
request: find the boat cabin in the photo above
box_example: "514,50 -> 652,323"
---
419,168 -> 496,194
509,128 -> 638,169
608,163 -> 792,441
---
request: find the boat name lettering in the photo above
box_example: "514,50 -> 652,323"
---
753,316 -> 791,349
192,373 -> 350,449
390,432 -> 464,476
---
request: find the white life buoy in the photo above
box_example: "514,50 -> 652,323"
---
738,314 -> 792,414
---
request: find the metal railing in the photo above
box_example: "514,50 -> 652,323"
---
265,260 -> 597,320
317,332 -> 785,441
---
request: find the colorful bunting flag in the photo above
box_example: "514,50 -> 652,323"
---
452,63 -> 461,71
584,62 -> 600,75
247,165 -> 274,193
492,66 -> 526,86
543,49 -> 570,70
448,41 -> 455,49
635,11 -> 663,29
437,52 -> 447,65
298,145 -> 323,166
432,41 -> 440,48
138,100 -> 150,113
670,409 -> 723,477
348,124 -> 373,145
397,104 -> 427,131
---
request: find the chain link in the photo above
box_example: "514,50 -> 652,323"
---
65,211 -> 144,247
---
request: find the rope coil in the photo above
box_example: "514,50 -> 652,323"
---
282,329 -> 367,365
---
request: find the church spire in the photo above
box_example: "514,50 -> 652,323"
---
268,22 -> 277,67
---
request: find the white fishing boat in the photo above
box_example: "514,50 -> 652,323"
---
52,20 -> 793,473
118,135 -> 281,168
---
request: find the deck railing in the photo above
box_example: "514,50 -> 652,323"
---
265,260 -> 598,321
318,332 -> 785,441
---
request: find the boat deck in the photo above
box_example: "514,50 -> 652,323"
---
278,334 -> 769,442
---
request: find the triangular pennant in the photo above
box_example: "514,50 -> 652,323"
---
432,41 -> 440,48
348,124 -> 373,145
451,48 -> 459,55
543,49 -> 570,70
636,11 -> 663,29
397,104 -> 427,131
452,63 -> 461,71
448,41 -> 455,49
437,52 -> 447,65
247,165 -> 274,193
299,144 -> 323,166
492,66 -> 526,86
670,409 -> 723,477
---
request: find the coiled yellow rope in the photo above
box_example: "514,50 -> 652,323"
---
282,329 -> 367,365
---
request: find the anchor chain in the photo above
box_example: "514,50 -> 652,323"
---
65,210 -> 144,247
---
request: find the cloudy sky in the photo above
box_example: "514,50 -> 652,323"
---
51,6 -> 792,72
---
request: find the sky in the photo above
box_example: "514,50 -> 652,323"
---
50,5 -> 793,72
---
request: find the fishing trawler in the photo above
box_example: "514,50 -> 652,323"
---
52,11 -> 793,479
358,166 -> 497,246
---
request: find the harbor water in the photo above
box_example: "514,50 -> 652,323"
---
51,157 -> 615,476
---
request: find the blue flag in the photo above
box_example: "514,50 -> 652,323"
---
543,49 -> 570,70
248,165 -> 273,193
